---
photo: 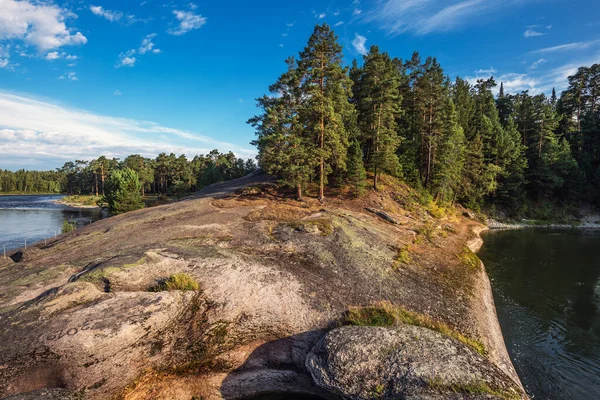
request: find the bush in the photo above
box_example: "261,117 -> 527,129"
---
151,273 -> 200,292
61,220 -> 76,233
103,168 -> 145,215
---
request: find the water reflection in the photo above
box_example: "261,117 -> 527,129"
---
478,229 -> 600,399
0,195 -> 106,252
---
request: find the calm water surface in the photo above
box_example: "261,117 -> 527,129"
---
0,195 -> 106,252
478,229 -> 600,399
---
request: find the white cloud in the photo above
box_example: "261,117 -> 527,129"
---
364,0 -> 531,36
0,44 -> 10,68
0,0 -> 87,52
475,67 -> 496,75
116,54 -> 136,68
335,21 -> 345,27
353,9 -> 362,16
352,34 -> 368,56
530,39 -> 600,54
0,90 -> 256,168
58,71 -> 77,81
316,13 -> 326,19
44,51 -> 76,61
89,5 -> 123,22
116,34 -> 160,68
168,10 -> 206,35
529,58 -> 547,70
286,22 -> 295,27
138,33 -> 160,54
523,29 -> 545,38
114,90 -> 122,96
45,51 -> 59,60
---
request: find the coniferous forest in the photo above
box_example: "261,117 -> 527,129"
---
250,24 -> 600,218
0,150 -> 256,197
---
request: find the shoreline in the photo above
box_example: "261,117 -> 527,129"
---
469,223 -> 527,395
52,199 -> 101,209
487,218 -> 600,230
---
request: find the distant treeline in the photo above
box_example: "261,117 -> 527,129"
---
250,24 -> 600,217
0,150 -> 257,196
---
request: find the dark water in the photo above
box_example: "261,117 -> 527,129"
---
0,195 -> 106,252
478,229 -> 600,399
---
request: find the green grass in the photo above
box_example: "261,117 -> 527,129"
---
61,195 -> 102,206
342,302 -> 486,356
458,247 -> 481,271
393,246 -> 411,270
428,377 -> 520,400
150,273 -> 200,292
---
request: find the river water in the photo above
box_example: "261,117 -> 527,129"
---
478,229 -> 600,399
0,195 -> 106,252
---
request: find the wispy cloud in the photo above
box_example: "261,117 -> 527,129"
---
529,58 -> 547,70
113,90 -> 122,96
364,0 -> 529,36
0,0 -> 87,52
523,29 -> 544,38
167,10 -> 206,35
475,67 -> 497,75
0,90 -> 255,168
0,45 -> 10,68
529,39 -> 600,54
90,5 -> 123,22
352,34 -> 368,56
57,71 -> 77,81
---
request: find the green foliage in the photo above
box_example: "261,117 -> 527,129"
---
342,302 -> 486,356
352,45 -> 403,188
151,273 -> 200,292
61,220 -> 76,234
346,141 -> 367,197
428,378 -> 520,400
102,168 -> 145,215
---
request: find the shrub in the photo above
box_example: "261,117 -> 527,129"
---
61,220 -> 76,233
151,273 -> 200,292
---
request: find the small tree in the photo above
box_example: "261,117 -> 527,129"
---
346,141 -> 367,197
61,220 -> 76,233
103,168 -> 144,214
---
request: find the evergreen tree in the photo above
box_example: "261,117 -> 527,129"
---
346,141 -> 367,197
352,45 -> 402,189
297,24 -> 354,201
249,57 -> 312,200
431,99 -> 466,203
103,168 -> 144,214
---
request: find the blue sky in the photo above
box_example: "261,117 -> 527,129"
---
0,0 -> 599,171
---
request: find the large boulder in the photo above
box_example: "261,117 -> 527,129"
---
306,325 -> 522,400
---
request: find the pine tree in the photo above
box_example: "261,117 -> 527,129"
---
249,57 -> 312,200
352,45 -> 402,189
298,24 -> 353,201
103,168 -> 144,215
431,99 -> 466,203
346,141 -> 367,197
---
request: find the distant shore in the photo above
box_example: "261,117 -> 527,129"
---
52,195 -> 102,209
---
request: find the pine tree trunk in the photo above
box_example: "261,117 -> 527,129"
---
100,165 -> 105,196
318,61 -> 325,202
297,184 -> 303,201
374,107 -> 381,190
94,174 -> 98,197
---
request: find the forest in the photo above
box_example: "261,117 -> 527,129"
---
250,24 -> 600,218
0,150 -> 256,197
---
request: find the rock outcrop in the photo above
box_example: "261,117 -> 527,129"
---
0,173 -> 525,399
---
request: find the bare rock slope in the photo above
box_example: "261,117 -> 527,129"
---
0,173 -> 525,399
